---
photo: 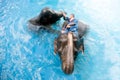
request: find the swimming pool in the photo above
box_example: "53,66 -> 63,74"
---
0,0 -> 120,80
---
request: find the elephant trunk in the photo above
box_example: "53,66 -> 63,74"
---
56,11 -> 63,18
62,33 -> 74,74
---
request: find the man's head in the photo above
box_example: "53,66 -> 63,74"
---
69,14 -> 74,19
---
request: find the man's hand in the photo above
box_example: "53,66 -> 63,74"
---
62,12 -> 66,17
66,25 -> 71,28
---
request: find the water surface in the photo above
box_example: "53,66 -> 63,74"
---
0,0 -> 120,80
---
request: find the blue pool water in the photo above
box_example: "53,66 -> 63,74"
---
0,0 -> 120,80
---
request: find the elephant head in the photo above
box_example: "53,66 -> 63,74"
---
29,7 -> 64,26
54,32 -> 82,74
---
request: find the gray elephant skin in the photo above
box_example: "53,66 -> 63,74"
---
28,7 -> 63,31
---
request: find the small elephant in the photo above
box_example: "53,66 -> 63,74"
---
54,21 -> 88,74
28,7 -> 64,32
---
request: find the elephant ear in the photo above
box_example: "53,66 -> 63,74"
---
28,16 -> 42,32
78,38 -> 84,54
78,20 -> 89,38
54,39 -> 58,54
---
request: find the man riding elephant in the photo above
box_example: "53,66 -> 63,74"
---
54,12 -> 89,74
61,13 -> 78,39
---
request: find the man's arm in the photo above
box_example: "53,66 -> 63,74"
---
62,12 -> 69,21
68,22 -> 76,26
68,19 -> 78,26
66,20 -> 78,28
66,23 -> 75,28
64,17 -> 69,21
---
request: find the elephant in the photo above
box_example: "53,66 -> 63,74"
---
28,7 -> 64,32
54,21 -> 88,74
